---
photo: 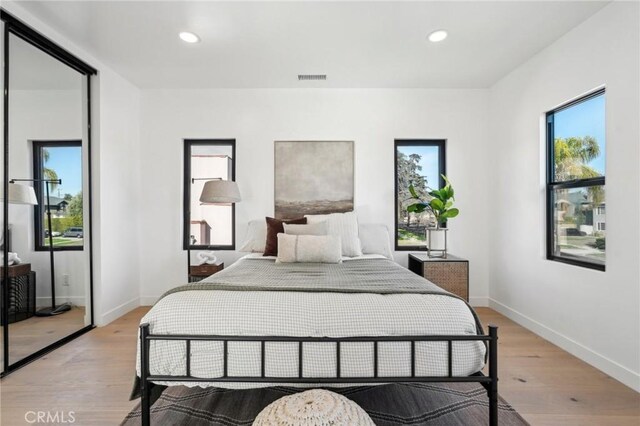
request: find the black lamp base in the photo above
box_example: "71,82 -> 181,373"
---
35,303 -> 71,317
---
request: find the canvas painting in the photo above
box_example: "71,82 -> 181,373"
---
275,141 -> 354,219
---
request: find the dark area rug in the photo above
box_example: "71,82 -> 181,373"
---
122,383 -> 529,425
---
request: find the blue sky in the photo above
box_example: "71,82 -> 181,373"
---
45,146 -> 82,196
554,93 -> 605,175
398,145 -> 441,188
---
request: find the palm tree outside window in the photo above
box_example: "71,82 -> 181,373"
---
546,89 -> 605,270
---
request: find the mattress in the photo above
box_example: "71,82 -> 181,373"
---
136,256 -> 485,389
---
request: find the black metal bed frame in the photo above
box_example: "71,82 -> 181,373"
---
139,323 -> 499,426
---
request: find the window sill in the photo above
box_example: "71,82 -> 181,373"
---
34,246 -> 84,252
547,255 -> 605,272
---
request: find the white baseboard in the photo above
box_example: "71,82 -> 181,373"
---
98,297 -> 140,326
469,297 -> 488,307
140,296 -> 158,306
36,296 -> 86,307
489,298 -> 640,392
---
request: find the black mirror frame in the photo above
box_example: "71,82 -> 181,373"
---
1,9 -> 98,376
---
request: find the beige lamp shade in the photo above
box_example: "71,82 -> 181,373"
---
1,183 -> 38,205
199,180 -> 241,204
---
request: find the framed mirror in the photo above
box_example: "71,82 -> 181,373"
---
1,10 -> 96,375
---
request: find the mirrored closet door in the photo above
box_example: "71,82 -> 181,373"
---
1,11 -> 96,375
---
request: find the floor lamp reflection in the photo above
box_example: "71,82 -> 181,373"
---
11,178 -> 71,316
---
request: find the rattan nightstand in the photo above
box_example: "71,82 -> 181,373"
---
0,263 -> 36,324
408,254 -> 469,301
189,262 -> 224,282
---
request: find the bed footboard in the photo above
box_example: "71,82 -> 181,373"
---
139,324 -> 499,426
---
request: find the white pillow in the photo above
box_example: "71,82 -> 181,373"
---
238,220 -> 267,253
283,221 -> 328,236
306,212 -> 362,257
276,234 -> 342,264
359,224 -> 393,259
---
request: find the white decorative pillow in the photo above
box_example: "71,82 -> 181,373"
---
283,221 -> 328,236
359,224 -> 393,259
276,234 -> 342,264
238,220 -> 267,253
305,212 -> 362,257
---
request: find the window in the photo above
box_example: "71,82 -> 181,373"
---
33,141 -> 84,251
183,140 -> 236,250
546,89 -> 605,270
394,140 -> 446,250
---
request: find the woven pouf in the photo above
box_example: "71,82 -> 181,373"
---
252,389 -> 375,426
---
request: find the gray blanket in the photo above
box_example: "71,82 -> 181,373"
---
163,258 -> 460,297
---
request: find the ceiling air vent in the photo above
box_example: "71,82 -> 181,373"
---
298,74 -> 327,81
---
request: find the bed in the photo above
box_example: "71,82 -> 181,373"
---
135,254 -> 498,425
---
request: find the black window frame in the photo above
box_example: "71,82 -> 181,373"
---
394,139 -> 446,251
32,140 -> 84,252
546,88 -> 605,271
183,139 -> 236,251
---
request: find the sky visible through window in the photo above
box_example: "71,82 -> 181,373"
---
553,93 -> 605,176
397,145 -> 440,188
45,146 -> 82,196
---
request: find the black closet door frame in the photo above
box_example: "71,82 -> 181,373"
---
1,10 -> 98,376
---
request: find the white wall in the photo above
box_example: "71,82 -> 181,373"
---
138,88 -> 492,305
91,68 -> 142,325
488,2 -> 640,391
3,1 -> 143,326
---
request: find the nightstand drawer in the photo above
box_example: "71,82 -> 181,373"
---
408,254 -> 469,301
189,263 -> 224,282
1,263 -> 32,278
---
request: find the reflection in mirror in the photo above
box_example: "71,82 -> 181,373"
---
4,32 -> 90,367
185,141 -> 235,248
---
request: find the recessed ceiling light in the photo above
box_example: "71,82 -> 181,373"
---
428,30 -> 448,43
179,32 -> 200,43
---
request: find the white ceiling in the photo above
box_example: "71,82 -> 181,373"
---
17,1 -> 609,89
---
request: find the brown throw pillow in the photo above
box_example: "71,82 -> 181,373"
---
264,217 -> 307,257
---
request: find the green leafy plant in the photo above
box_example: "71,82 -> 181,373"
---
407,175 -> 459,228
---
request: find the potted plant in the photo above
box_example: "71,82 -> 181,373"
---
407,175 -> 459,257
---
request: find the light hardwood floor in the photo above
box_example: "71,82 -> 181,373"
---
0,307 -> 638,425
2,306 -> 87,365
